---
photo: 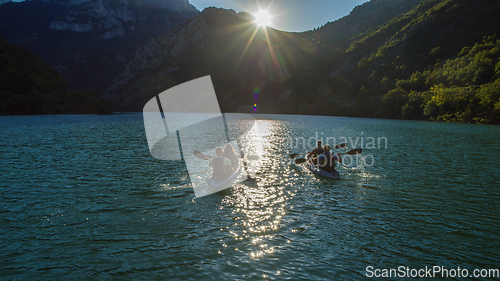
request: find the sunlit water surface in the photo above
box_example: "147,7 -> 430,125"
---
1,114 -> 499,280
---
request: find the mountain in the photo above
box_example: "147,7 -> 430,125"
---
27,0 -> 497,123
0,0 -> 198,95
103,0 -> 422,112
0,38 -> 112,114
104,7 -> 303,111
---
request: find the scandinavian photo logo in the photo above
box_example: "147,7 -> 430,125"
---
143,76 -> 262,198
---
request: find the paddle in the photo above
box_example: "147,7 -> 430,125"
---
194,150 -> 212,160
294,148 -> 363,164
288,152 -> 305,159
294,158 -> 308,164
288,143 -> 349,159
334,142 -> 348,149
340,148 -> 362,155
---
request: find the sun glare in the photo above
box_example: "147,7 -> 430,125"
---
254,10 -> 272,27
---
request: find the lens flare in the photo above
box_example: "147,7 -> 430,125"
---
254,10 -> 272,27
254,88 -> 260,100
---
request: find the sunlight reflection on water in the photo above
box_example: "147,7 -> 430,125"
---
221,120 -> 290,260
1,114 -> 499,280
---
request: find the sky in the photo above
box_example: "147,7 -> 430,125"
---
189,0 -> 368,32
8,0 -> 369,32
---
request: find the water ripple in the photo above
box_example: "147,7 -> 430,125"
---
0,114 -> 499,279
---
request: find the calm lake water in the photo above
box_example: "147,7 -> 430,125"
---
1,114 -> 499,280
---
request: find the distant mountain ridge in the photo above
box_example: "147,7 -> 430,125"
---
104,0 -> 423,112
0,0 -> 198,95
106,0 -> 500,123
2,0 -> 499,123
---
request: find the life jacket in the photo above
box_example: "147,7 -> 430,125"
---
319,152 -> 336,170
314,147 -> 325,157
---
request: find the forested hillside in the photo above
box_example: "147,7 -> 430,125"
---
337,0 -> 500,123
0,38 -> 112,114
378,37 -> 500,123
107,0 -> 500,123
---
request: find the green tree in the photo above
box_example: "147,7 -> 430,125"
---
381,88 -> 409,118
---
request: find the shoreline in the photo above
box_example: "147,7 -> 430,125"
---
1,111 -> 499,126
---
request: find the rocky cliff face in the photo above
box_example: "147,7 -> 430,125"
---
104,13 -> 209,109
0,0 -> 198,94
125,16 -> 207,74
41,0 -> 197,39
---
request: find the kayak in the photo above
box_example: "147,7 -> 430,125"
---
304,156 -> 340,179
206,161 -> 242,188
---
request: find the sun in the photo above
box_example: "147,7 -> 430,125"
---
253,10 -> 272,27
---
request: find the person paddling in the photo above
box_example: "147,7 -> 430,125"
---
222,143 -> 239,171
317,145 -> 342,173
209,147 -> 233,181
307,140 -> 325,165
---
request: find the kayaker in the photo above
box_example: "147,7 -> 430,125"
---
222,143 -> 239,170
307,140 -> 325,165
317,145 -> 342,173
209,147 -> 233,181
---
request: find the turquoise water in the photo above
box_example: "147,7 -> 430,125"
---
1,114 -> 499,280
